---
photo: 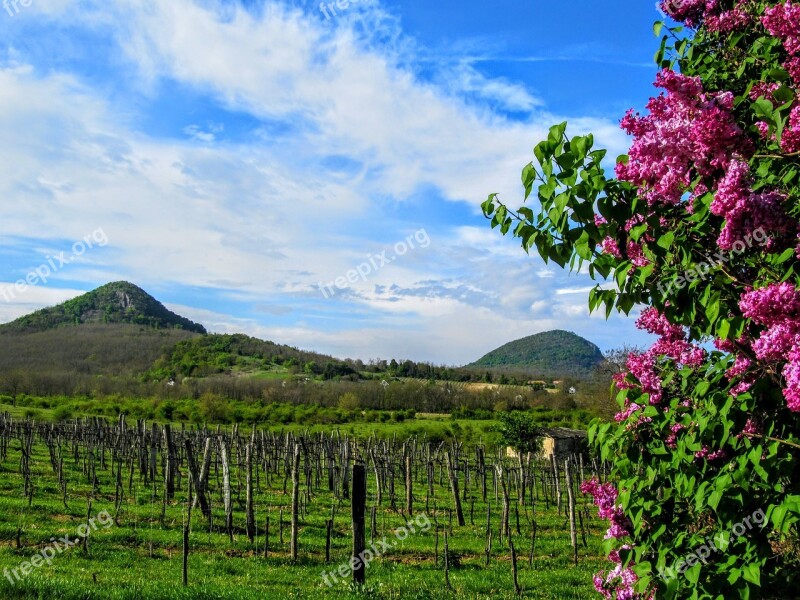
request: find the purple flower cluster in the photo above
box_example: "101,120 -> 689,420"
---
761,3 -> 800,152
695,445 -> 727,462
783,105 -> 800,154
581,479 -> 650,599
660,0 -> 752,32
593,565 -> 645,600
614,310 -> 706,412
740,283 -> 800,410
763,2 -> 800,55
665,423 -> 687,449
616,71 -> 748,208
710,160 -> 791,251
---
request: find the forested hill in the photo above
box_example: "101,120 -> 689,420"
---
145,333 -> 353,380
469,330 -> 604,376
0,281 -> 206,334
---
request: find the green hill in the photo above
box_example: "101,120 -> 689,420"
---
145,333 -> 354,380
469,330 -> 604,377
0,281 -> 206,334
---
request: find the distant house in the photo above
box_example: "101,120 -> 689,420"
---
507,427 -> 588,460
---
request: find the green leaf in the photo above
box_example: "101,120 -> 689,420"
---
657,231 -> 675,250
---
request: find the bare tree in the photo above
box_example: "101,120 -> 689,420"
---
0,370 -> 26,405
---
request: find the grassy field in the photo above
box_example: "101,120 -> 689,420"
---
0,419 -> 606,599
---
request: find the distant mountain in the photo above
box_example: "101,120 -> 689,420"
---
0,281 -> 207,334
469,330 -> 604,377
0,283 -> 349,380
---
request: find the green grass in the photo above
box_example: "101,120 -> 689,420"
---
261,419 -> 498,442
0,426 -> 605,599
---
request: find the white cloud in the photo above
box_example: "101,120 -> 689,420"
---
0,0 -> 646,361
0,283 -> 84,325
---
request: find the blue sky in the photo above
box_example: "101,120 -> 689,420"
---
0,0 -> 666,364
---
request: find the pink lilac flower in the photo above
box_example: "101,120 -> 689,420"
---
711,160 -> 750,216
740,284 -> 800,411
786,57 -> 800,84
616,310 -> 706,406
616,70 -> 750,207
615,401 -> 643,422
601,237 -> 623,259
727,354 -> 752,378
712,161 -> 791,251
751,322 -> 800,360
624,214 -> 646,232
740,283 -> 800,327
652,338 -> 707,367
714,337 -> 738,353
607,512 -> 633,540
614,401 -> 654,430
665,423 -> 686,449
695,446 -> 727,462
756,121 -> 774,141
626,241 -> 649,267
731,380 -> 753,396
581,479 -> 619,520
706,4 -> 752,32
661,0 -> 751,33
718,190 -> 790,251
613,371 -> 635,390
608,545 -> 632,565
782,344 -> 800,411
626,351 -> 663,404
637,307 -> 684,340
593,565 -> 642,600
707,449 -> 727,461
781,105 -> 800,154
763,2 -> 800,55
659,0 -> 707,26
638,308 -> 707,367
749,82 -> 780,103
725,351 -> 756,397
739,416 -> 763,438
581,481 -> 633,541
678,345 -> 706,367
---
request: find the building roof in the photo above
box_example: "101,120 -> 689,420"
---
539,427 -> 587,439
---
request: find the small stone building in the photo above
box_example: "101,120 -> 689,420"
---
539,427 -> 588,459
505,427 -> 588,460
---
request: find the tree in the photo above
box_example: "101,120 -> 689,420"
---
0,370 -> 25,406
198,392 -> 230,423
337,392 -> 360,411
483,2 -> 800,597
498,412 -> 542,455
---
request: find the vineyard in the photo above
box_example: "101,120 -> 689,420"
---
0,413 -> 609,599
